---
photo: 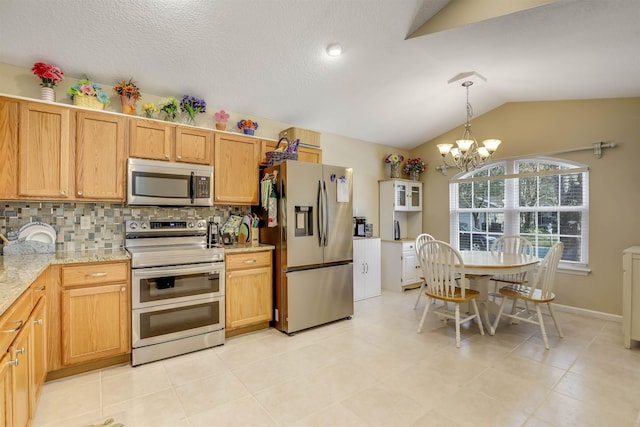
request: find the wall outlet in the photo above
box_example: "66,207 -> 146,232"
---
80,216 -> 91,230
213,216 -> 221,224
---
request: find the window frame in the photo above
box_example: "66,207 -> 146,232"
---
449,156 -> 589,273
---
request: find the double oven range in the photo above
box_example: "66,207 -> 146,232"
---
125,220 -> 225,366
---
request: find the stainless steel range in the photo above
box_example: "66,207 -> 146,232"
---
125,219 -> 225,366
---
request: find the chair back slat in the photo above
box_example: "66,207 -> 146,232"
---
529,242 -> 564,299
491,235 -> 534,282
415,233 -> 435,256
418,240 -> 466,299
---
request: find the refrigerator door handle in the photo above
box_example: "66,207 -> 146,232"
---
323,180 -> 329,247
317,180 -> 323,247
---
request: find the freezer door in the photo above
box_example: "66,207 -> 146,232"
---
283,160 -> 324,269
322,164 -> 353,264
285,263 -> 353,333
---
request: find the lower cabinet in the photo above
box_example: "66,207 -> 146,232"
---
29,296 -> 46,419
225,250 -> 273,335
381,240 -> 421,292
10,323 -> 30,427
0,352 -> 12,427
353,238 -> 381,301
60,262 -> 130,366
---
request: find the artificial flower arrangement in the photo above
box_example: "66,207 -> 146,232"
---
113,78 -> 141,101
180,95 -> 206,124
403,157 -> 426,174
32,62 -> 64,88
237,119 -> 259,135
141,103 -> 158,118
384,153 -> 404,165
67,79 -> 110,106
159,96 -> 179,121
214,110 -> 230,130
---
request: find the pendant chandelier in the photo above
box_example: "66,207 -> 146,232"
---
436,81 -> 501,174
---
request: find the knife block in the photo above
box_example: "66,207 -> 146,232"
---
251,227 -> 259,246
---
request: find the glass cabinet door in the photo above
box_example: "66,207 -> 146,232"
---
395,182 -> 408,210
409,183 -> 422,210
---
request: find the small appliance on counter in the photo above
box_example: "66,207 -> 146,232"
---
365,223 -> 374,238
354,216 -> 367,237
393,220 -> 401,240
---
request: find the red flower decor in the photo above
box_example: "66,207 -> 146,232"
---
31,62 -> 64,88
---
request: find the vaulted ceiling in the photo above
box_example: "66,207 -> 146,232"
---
1,0 -> 639,149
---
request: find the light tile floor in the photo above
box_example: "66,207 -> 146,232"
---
33,290 -> 640,427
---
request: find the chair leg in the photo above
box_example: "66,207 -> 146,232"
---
491,295 -> 509,335
455,303 -> 461,348
417,296 -> 432,333
470,299 -> 484,336
547,302 -> 564,338
535,304 -> 550,350
414,281 -> 426,310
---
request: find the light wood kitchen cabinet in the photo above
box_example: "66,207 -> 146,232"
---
18,101 -> 71,198
75,111 -> 127,200
29,296 -> 46,419
60,262 -> 130,366
214,133 -> 260,205
225,250 -> 272,335
260,139 -> 322,164
129,118 -> 174,161
0,352 -> 11,427
0,97 -> 19,198
130,118 -> 214,165
176,126 -> 214,165
10,323 -> 30,427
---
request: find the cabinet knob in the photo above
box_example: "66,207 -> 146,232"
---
34,319 -> 43,325
60,190 -> 66,195
2,320 -> 23,333
8,358 -> 18,367
177,155 -> 182,160
77,191 -> 83,195
216,196 -> 220,200
165,154 -> 170,159
16,347 -> 25,355
121,287 -> 126,293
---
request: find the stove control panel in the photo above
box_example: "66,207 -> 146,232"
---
126,220 -> 208,235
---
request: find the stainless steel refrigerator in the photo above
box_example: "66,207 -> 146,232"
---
260,160 -> 353,334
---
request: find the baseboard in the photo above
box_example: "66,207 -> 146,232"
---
551,302 -> 622,322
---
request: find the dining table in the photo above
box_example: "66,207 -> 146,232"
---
457,250 -> 540,334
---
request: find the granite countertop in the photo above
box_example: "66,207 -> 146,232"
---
0,248 -> 130,316
0,244 -> 275,316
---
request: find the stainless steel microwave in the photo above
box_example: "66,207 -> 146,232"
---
127,158 -> 214,206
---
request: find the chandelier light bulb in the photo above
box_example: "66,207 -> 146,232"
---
326,43 -> 343,56
437,143 -> 453,155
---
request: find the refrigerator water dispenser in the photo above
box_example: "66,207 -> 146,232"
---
295,206 -> 314,237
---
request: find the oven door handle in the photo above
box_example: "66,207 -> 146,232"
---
131,263 -> 223,279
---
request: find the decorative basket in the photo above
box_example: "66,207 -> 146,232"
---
266,137 -> 298,166
73,94 -> 105,110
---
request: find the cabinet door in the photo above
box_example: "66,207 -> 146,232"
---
353,239 -> 366,301
364,238 -> 382,299
10,324 -> 30,427
76,111 -> 127,200
0,98 -> 19,198
408,183 -> 422,211
395,182 -> 409,211
0,352 -> 12,427
214,133 -> 260,205
29,297 -> 46,418
18,101 -> 71,198
62,283 -> 130,366
402,250 -> 418,285
176,126 -> 214,165
297,146 -> 322,163
129,118 -> 174,161
226,266 -> 272,330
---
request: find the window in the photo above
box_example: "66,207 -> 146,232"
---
450,157 -> 589,270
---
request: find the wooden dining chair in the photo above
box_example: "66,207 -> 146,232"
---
489,235 -> 535,304
413,233 -> 435,309
490,242 -> 564,349
416,240 -> 484,348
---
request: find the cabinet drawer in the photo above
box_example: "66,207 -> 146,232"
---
403,242 -> 415,253
61,262 -> 128,288
0,289 -> 33,354
226,251 -> 271,271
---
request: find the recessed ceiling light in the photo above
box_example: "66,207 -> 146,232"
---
326,43 -> 342,57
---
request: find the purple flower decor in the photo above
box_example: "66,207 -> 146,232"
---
180,95 -> 207,124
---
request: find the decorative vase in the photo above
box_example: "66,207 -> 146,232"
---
390,162 -> 400,178
243,128 -> 255,135
40,86 -> 55,102
120,95 -> 136,115
410,170 -> 420,181
215,122 -> 226,130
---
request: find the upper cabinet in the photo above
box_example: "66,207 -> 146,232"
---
75,111 -> 127,200
18,101 -> 72,199
260,139 -> 322,165
130,119 -> 214,165
394,180 -> 422,211
214,133 -> 260,205
0,97 -> 19,198
129,118 -> 174,161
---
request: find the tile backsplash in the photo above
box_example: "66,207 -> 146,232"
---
0,202 -> 249,253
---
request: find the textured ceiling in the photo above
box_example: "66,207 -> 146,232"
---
1,0 -> 639,149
